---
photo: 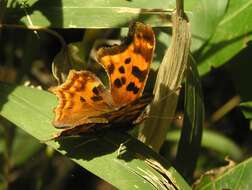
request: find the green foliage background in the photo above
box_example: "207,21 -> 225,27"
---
1,0 -> 252,189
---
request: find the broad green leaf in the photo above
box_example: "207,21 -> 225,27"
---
190,0 -> 228,52
194,157 -> 252,190
198,0 -> 252,75
175,57 -> 204,180
167,130 -> 242,160
0,83 -> 191,190
240,101 -> 252,119
4,0 -> 229,58
5,0 -> 174,28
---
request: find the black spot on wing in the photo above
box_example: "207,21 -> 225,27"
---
133,88 -> 139,94
91,96 -> 103,102
80,96 -> 86,102
126,82 -> 139,94
92,85 -> 105,95
126,82 -> 134,91
132,66 -> 147,82
114,77 -> 127,88
118,66 -> 125,74
97,85 -> 105,92
124,57 -> 131,64
92,87 -> 99,95
114,78 -> 122,88
108,63 -> 115,75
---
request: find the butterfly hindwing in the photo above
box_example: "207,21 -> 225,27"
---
50,70 -> 114,128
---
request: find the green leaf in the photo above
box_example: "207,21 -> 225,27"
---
190,0 -> 228,52
194,157 -> 252,190
0,83 -> 191,190
198,0 -> 252,75
5,0 -> 173,28
175,56 -> 204,180
167,130 -> 242,161
240,101 -> 252,119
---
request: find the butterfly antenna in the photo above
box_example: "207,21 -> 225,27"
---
144,86 -> 182,122
146,114 -> 183,121
21,1 -> 40,39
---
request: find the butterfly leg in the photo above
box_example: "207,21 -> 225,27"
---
133,109 -> 149,125
117,139 -> 132,157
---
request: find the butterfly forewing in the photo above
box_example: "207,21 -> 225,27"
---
97,22 -> 155,107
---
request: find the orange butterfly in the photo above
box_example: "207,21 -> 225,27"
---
50,22 -> 155,139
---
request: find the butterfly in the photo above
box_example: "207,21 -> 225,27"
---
49,22 -> 155,139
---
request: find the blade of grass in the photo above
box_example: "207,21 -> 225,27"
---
175,56 -> 204,181
4,0 -> 173,28
138,1 -> 190,152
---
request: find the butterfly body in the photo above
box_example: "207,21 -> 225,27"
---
51,94 -> 152,139
101,94 -> 152,125
50,22 -> 155,139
